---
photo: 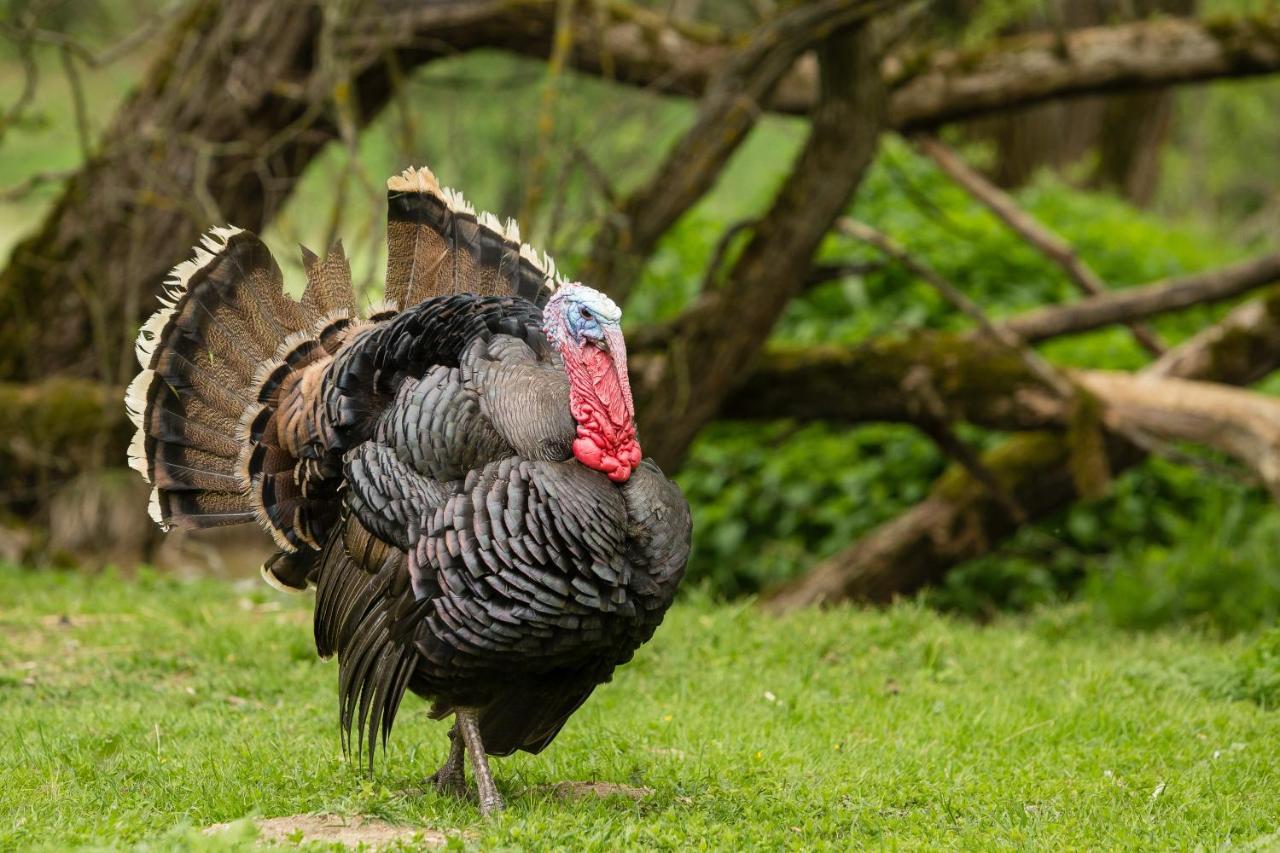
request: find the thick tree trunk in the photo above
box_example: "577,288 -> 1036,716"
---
0,0 -> 573,384
0,378 -> 131,513
720,337 -> 1061,431
631,22 -> 888,469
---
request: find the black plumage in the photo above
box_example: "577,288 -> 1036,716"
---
126,165 -> 691,814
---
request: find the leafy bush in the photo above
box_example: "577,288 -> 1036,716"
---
928,458 -> 1280,632
1188,625 -> 1280,709
1216,627 -> 1280,708
1083,482 -> 1280,635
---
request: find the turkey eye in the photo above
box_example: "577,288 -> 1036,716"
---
579,306 -> 593,320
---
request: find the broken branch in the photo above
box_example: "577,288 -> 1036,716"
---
582,0 -> 895,302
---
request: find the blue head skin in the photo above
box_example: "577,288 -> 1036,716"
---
544,283 -> 622,352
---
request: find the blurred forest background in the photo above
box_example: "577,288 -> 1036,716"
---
4,0 -> 1280,633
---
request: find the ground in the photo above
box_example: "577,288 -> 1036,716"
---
1,565 -> 1277,850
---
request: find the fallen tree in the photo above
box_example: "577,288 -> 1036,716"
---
765,278 -> 1280,610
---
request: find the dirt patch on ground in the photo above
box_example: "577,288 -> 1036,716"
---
204,814 -> 456,848
538,781 -> 653,801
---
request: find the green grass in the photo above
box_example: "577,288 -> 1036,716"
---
2,566 -> 1278,849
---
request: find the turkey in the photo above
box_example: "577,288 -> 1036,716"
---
125,165 -> 691,814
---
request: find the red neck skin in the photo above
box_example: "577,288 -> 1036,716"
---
559,327 -> 642,482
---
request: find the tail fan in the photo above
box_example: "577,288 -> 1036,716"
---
126,228 -> 357,552
129,165 -> 569,585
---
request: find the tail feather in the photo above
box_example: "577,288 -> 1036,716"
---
315,516 -> 427,768
301,241 -> 358,318
154,489 -> 255,528
384,166 -> 564,310
127,227 -> 350,537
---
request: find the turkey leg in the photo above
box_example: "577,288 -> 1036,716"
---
428,723 -> 467,798
455,707 -> 505,815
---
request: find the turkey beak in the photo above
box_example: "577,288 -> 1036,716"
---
584,332 -> 610,353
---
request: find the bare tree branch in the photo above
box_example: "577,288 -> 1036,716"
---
58,45 -> 92,162
887,15 -> 1280,131
0,168 -> 77,202
835,218 -> 1077,399
493,11 -> 1280,132
700,218 -> 757,293
728,339 -> 1280,504
1003,252 -> 1280,343
14,3 -> 183,68
916,135 -> 1166,355
718,337 -> 1063,430
632,22 -> 888,469
903,365 -> 1029,523
519,0 -> 577,236
0,14 -> 39,145
1074,371 -> 1280,500
804,260 -> 882,288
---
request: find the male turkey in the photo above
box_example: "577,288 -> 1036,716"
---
125,166 -> 691,814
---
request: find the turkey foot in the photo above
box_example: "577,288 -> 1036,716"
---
428,725 -> 469,800
455,707 -> 505,816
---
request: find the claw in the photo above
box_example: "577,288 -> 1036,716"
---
428,766 -> 469,800
427,725 -> 470,800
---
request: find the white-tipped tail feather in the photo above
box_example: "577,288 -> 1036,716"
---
260,561 -> 305,594
126,226 -> 247,512
124,369 -> 153,429
387,165 -> 563,293
147,487 -> 167,530
127,429 -> 148,481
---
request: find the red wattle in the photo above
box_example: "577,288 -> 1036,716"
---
565,340 -> 641,482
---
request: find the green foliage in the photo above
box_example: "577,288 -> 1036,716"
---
3,566 -> 1279,849
1208,627 -> 1280,708
1084,482 -> 1280,634
928,458 -> 1280,631
677,423 -> 941,598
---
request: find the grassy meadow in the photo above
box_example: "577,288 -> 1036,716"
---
2,565 -> 1278,849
